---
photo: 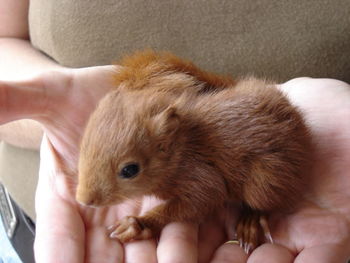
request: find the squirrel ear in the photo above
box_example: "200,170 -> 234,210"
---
152,106 -> 180,151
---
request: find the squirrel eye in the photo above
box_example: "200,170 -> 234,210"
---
119,163 -> 140,179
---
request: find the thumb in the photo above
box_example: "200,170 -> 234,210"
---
0,77 -> 48,124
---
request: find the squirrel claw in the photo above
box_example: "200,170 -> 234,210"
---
259,216 -> 274,244
109,216 -> 152,243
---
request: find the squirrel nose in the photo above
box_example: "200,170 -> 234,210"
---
76,196 -> 95,206
75,191 -> 96,206
78,198 -> 94,206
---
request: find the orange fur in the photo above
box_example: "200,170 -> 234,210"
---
114,50 -> 235,93
76,51 -> 312,245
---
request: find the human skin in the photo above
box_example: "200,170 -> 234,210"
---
1,0 -> 350,262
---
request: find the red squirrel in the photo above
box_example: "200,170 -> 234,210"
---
76,50 -> 311,252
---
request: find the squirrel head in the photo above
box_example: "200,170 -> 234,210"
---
76,90 -> 183,206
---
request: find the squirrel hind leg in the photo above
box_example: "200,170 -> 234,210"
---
235,205 -> 273,254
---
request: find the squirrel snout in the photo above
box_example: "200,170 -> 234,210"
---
76,189 -> 98,207
77,197 -> 94,206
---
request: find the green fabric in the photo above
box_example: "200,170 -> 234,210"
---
29,0 -> 350,82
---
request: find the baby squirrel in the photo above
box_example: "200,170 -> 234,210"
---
76,50 -> 311,252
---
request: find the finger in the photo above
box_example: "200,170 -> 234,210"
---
34,197 -> 86,263
121,196 -> 161,263
210,243 -> 248,263
0,79 -> 47,124
247,243 -> 294,263
34,136 -> 85,262
124,240 -> 157,263
117,197 -> 158,263
294,244 -> 350,263
198,218 -> 226,263
157,222 -> 198,263
85,227 -> 124,263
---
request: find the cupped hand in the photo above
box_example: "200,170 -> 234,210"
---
2,72 -> 350,263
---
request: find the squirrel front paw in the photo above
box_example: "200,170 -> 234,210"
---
108,216 -> 153,243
